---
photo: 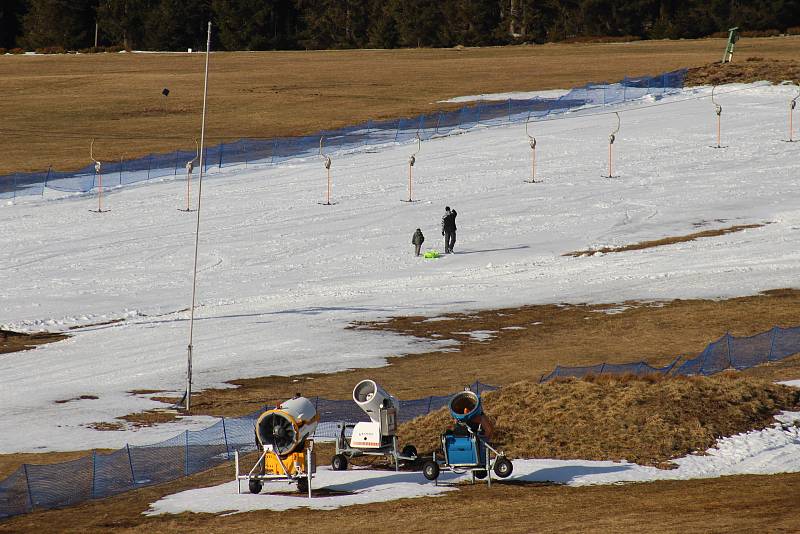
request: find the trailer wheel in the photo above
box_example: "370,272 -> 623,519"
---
473,469 -> 487,479
297,477 -> 309,494
248,479 -> 263,494
331,454 -> 348,471
402,445 -> 418,458
493,457 -> 513,478
422,461 -> 440,481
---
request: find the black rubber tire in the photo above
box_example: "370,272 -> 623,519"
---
296,476 -> 309,494
402,445 -> 418,458
473,469 -> 488,479
248,479 -> 263,494
331,453 -> 349,471
422,460 -> 440,481
493,457 -> 513,478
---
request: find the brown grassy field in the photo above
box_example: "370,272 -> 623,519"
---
1,36 -> 799,174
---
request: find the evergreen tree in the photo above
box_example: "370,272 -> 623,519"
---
22,0 -> 96,49
297,0 -> 372,49
212,0 -> 299,50
96,0 -> 153,49
6,0 -> 800,52
388,0 -> 445,48
142,0 -> 210,51
0,0 -> 27,48
367,2 -> 399,48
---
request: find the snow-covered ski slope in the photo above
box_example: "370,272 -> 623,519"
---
1,83 -> 799,453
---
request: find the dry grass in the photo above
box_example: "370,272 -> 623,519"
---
0,329 -> 67,354
2,36 -> 799,174
686,57 -> 800,85
564,224 -> 764,257
399,374 -> 800,467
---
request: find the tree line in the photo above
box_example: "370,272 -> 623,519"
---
1,0 -> 799,52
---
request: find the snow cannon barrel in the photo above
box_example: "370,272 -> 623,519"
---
449,390 -> 482,423
255,396 -> 319,456
353,380 -> 398,423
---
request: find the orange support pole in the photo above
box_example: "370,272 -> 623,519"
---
97,172 -> 103,212
326,167 -> 331,205
408,164 -> 413,202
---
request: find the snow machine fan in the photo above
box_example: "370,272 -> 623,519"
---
255,396 -> 317,456
235,395 -> 318,497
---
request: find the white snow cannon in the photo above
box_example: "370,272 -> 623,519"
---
234,395 -> 318,497
331,380 -> 418,471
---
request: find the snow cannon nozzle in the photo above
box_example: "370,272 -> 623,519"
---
353,379 -> 398,422
449,390 -> 482,423
255,396 -> 318,457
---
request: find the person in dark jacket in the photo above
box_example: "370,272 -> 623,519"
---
441,206 -> 457,253
411,228 -> 425,256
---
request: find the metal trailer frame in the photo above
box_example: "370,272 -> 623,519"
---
423,424 -> 512,487
333,422 -> 417,472
234,439 -> 315,498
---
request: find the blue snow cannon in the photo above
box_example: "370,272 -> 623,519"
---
450,389 -> 482,424
422,388 -> 513,484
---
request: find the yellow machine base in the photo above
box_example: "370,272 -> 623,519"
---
265,451 -> 312,476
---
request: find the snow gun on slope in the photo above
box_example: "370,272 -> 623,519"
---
235,395 -> 318,497
422,388 -> 512,485
331,380 -> 419,471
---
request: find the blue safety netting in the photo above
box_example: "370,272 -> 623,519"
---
674,326 -> 800,376
539,325 -> 800,383
0,70 -> 686,201
539,357 -> 680,382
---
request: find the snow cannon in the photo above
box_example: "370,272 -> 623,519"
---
235,395 -> 318,497
421,388 -> 511,485
255,396 -> 318,455
353,379 -> 399,423
331,380 -> 418,471
450,390 -> 482,424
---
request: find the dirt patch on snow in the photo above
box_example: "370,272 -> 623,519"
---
398,374 -> 800,468
0,329 -> 67,355
564,223 -> 764,257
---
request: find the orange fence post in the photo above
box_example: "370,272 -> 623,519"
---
710,86 -> 726,149
525,120 -> 539,183
402,134 -> 421,202
89,139 -> 109,213
318,136 -> 333,206
179,139 -> 200,212
603,112 -> 620,178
